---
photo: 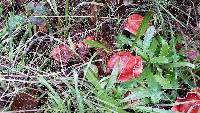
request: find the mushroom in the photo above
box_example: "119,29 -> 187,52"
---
106,51 -> 143,82
52,44 -> 73,63
124,14 -> 143,35
171,88 -> 200,113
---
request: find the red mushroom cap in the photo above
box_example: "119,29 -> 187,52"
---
84,36 -> 94,40
106,51 -> 143,82
52,44 -> 73,63
171,88 -> 200,113
124,14 -> 143,35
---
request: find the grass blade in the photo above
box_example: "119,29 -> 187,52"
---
106,60 -> 119,92
46,0 -> 58,15
131,11 -> 152,49
73,70 -> 84,113
85,66 -> 128,113
37,76 -> 62,105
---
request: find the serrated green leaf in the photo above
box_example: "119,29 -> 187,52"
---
166,74 -> 179,89
150,57 -> 169,63
155,74 -> 173,89
144,67 -> 162,103
123,87 -> 162,103
143,26 -> 155,51
148,38 -> 158,58
123,88 -> 151,102
150,91 -> 162,103
135,47 -> 149,61
8,15 -> 25,31
120,80 -> 137,89
160,39 -> 169,57
35,2 -> 47,15
115,34 -> 133,47
164,62 -> 195,68
146,70 -> 160,90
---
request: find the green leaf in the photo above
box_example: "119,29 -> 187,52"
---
8,15 -> 25,31
143,26 -> 155,51
35,2 -> 47,15
0,6 -> 3,15
131,11 -> 152,49
123,88 -> 151,102
166,74 -> 179,89
120,80 -> 138,89
135,47 -> 149,61
26,1 -> 47,15
106,60 -> 119,92
73,70 -> 84,113
134,106 -> 174,113
154,74 -> 173,89
144,67 -> 162,103
123,86 -> 162,103
84,40 -> 108,50
84,54 -> 126,113
25,1 -> 35,11
146,69 -> 160,90
37,76 -> 62,105
150,90 -> 162,103
148,38 -> 158,58
194,55 -> 200,63
85,67 -> 101,90
164,62 -> 195,68
150,57 -> 169,63
115,34 -> 133,48
159,39 -> 169,57
85,67 -> 128,113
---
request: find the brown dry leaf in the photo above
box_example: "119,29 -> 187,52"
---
11,92 -> 38,113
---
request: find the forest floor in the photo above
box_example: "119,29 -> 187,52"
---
0,0 -> 200,113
